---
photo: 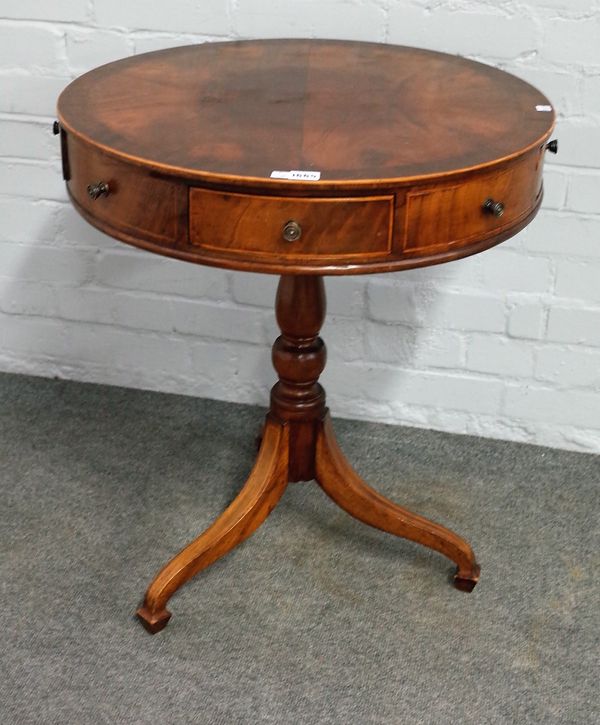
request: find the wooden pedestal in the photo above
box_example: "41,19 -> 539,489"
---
137,276 -> 479,634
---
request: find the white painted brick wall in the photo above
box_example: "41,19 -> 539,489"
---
1,0 -> 599,454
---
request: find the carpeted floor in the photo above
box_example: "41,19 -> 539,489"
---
0,372 -> 598,724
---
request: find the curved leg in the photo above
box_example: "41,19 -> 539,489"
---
137,416 -> 290,633
315,414 -> 480,591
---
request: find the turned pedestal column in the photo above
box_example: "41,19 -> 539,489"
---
136,276 -> 479,633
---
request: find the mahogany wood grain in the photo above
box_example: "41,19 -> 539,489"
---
136,415 -> 290,634
189,188 -> 393,260
67,134 -> 188,247
315,413 -> 480,590
57,39 -> 555,275
270,275 -> 327,481
403,148 -> 544,255
58,40 -> 553,184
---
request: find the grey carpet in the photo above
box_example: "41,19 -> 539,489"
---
0,372 -> 598,725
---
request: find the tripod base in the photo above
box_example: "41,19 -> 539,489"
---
137,276 -> 480,634
137,412 -> 479,634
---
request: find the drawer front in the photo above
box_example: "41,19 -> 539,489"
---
66,134 -> 186,246
189,188 -> 394,259
403,150 -> 544,254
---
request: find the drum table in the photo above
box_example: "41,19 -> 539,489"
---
56,40 -> 556,633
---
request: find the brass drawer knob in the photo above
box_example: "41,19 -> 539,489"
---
483,198 -> 505,218
282,220 -> 302,242
87,181 -> 110,200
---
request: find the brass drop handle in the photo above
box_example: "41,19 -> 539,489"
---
482,198 -> 505,218
87,181 -> 110,200
282,220 -> 302,242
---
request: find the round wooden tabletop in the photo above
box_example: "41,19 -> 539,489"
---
57,40 -> 555,275
58,39 -> 554,189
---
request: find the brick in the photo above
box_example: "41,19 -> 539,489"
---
543,17 -> 600,66
460,412 -> 537,446
95,251 -> 229,299
535,345 -> 600,387
559,428 -> 600,453
0,198 -> 58,243
234,0 -> 386,41
509,66 -> 579,116
507,301 -> 545,340
231,272 -> 277,308
365,321 -> 417,366
0,280 -> 58,317
367,281 -> 506,332
555,260 -> 600,303
525,214 -> 600,257
0,243 -> 93,285
188,341 -> 254,397
388,6 -> 537,59
547,307 -> 600,347
0,312 -> 68,357
324,277 -> 367,317
231,273 -> 366,317
0,2 -> 598,454
365,322 -> 464,369
367,281 -> 432,326
394,254 -> 482,288
541,168 -> 567,211
95,0 -> 231,36
0,24 -> 65,72
466,335 -> 535,377
479,250 -> 553,293
171,299 -> 269,345
0,0 -> 89,22
549,119 -> 600,168
567,171 -> 600,215
582,74 -> 600,116
536,0 -> 597,12
322,316 -> 365,362
132,33 -> 209,56
56,287 -> 175,333
66,28 -> 132,73
326,364 -> 503,415
0,119 -> 59,160
55,203 -> 120,248
62,324 -> 192,376
192,340 -> 273,388
428,291 -> 507,333
0,160 -> 67,201
0,75 -> 71,116
504,384 -> 600,429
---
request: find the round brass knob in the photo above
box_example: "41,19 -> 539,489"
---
87,181 -> 110,200
282,220 -> 302,242
483,198 -> 505,218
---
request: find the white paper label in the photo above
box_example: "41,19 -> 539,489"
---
270,169 -> 321,180
535,104 -> 552,112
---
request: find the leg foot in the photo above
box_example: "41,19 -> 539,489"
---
315,413 -> 480,589
137,416 -> 289,632
136,605 -> 172,634
453,564 -> 480,592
